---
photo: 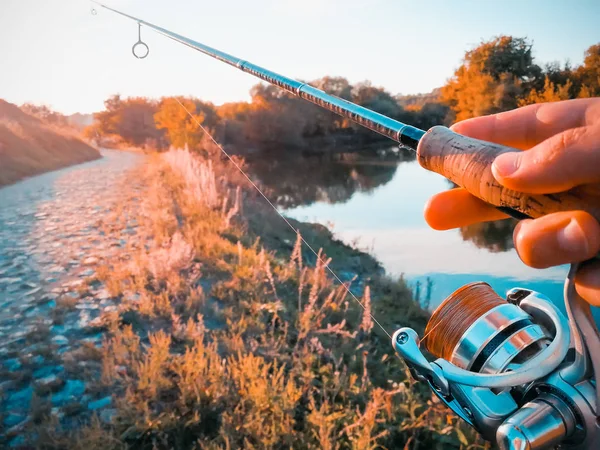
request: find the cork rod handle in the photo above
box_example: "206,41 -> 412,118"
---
417,126 -> 600,222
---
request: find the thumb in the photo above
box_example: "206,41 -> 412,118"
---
491,126 -> 600,194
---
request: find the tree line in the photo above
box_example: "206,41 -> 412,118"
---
84,36 -> 599,156
84,80 -> 447,154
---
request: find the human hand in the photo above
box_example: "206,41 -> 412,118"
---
424,98 -> 600,305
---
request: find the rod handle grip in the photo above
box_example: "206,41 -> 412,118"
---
417,126 -> 600,222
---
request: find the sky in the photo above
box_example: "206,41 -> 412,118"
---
0,0 -> 598,115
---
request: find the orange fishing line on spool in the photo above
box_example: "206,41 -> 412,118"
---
423,282 -> 506,361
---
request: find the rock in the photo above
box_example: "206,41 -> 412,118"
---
33,365 -> 63,379
85,316 -> 106,330
49,265 -> 66,274
36,294 -> 55,304
82,332 -> 104,347
21,343 -> 45,355
4,358 -> 22,372
35,374 -> 65,394
51,379 -> 86,407
9,435 -> 26,448
13,255 -> 27,264
65,279 -> 84,288
96,289 -> 111,300
79,269 -> 95,278
0,277 -> 22,285
126,293 -> 141,303
83,257 -> 99,266
5,413 -> 30,438
3,413 -> 27,428
7,386 -> 33,409
0,380 -> 15,393
31,355 -> 45,366
24,286 -> 42,297
99,408 -> 117,424
51,335 -> 69,346
51,407 -> 65,421
50,324 -> 68,335
76,302 -> 99,310
88,396 -> 112,410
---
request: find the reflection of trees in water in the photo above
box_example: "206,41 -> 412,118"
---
248,147 -> 519,254
460,219 -> 517,252
246,147 -> 408,209
444,179 -> 518,253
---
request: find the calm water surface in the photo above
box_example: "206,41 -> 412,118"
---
282,158 -> 572,312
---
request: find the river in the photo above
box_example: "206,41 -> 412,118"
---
278,154 -> 582,315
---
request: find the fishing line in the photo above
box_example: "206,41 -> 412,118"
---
89,1 -> 402,340
173,98 -> 393,340
423,282 -> 505,359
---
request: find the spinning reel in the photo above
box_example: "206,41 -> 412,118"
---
393,264 -> 600,450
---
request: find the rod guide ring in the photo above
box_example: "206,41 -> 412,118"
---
132,41 -> 149,59
132,22 -> 149,59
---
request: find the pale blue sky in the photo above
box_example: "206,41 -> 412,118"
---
0,0 -> 598,115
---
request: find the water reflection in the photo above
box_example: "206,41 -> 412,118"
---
277,156 -> 573,313
460,219 -> 517,253
246,147 -> 411,209
251,148 -> 518,256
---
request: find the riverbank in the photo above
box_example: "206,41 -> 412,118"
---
0,100 -> 100,188
2,148 -> 477,448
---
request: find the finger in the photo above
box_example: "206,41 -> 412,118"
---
491,125 -> 600,193
513,211 -> 600,269
575,259 -> 600,306
424,188 -> 508,230
450,98 -> 596,150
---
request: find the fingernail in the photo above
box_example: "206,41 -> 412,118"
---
557,219 -> 589,256
493,153 -> 521,178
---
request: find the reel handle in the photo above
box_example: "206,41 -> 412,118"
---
417,126 -> 600,222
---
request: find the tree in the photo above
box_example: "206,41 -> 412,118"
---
518,76 -> 573,106
154,97 -> 206,149
576,44 -> 600,97
312,76 -> 353,100
441,36 -> 542,120
21,104 -> 68,127
89,95 -> 166,148
351,81 -> 404,119
241,84 -> 310,148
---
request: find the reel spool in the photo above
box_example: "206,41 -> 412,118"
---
424,282 -> 550,374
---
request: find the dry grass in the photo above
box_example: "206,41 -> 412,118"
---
0,100 -> 100,187
23,148 -> 484,449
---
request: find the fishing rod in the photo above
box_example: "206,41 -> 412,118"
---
92,3 -> 600,449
